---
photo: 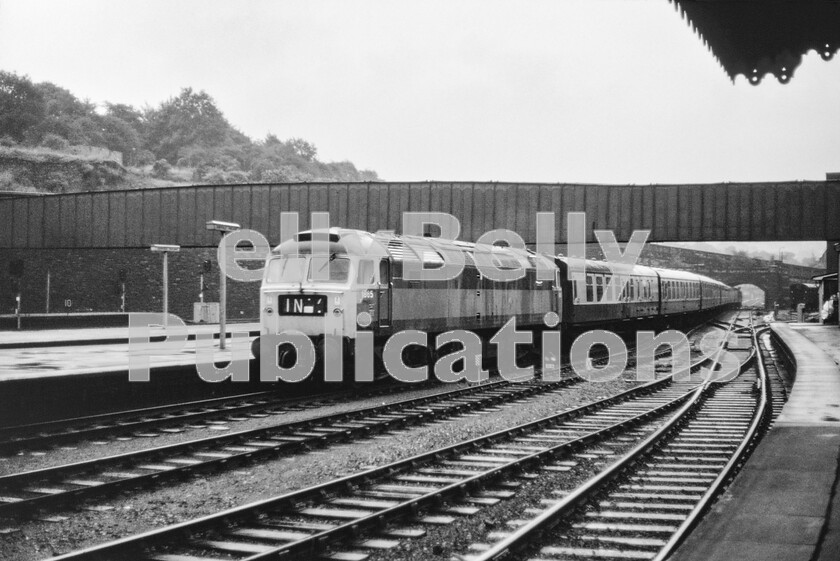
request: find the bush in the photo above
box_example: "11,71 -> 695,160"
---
39,133 -> 69,151
0,171 -> 39,193
261,166 -> 313,183
42,169 -> 73,193
152,159 -> 171,179
200,167 -> 250,184
0,170 -> 16,188
134,149 -> 155,166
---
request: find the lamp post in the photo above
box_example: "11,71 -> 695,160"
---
150,244 -> 180,323
206,220 -> 240,349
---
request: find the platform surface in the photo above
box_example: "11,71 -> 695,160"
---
0,323 -> 260,381
0,321 -> 260,348
673,323 -> 840,561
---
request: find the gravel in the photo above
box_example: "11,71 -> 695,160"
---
0,376 -> 632,560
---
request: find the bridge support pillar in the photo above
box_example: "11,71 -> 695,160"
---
826,241 -> 839,276
827,241 -> 840,307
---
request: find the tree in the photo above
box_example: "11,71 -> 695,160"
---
264,133 -> 282,146
25,82 -> 98,145
36,82 -> 95,118
105,103 -> 145,132
144,88 -> 233,163
0,71 -> 45,142
288,137 -> 317,161
98,115 -> 142,164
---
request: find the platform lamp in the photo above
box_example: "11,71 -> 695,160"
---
206,220 -> 240,349
150,244 -> 180,324
9,259 -> 23,330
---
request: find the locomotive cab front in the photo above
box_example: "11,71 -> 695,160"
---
252,229 -> 390,377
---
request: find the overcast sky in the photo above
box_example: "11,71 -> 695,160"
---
1,0 -> 837,258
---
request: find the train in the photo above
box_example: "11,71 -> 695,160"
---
251,228 -> 741,377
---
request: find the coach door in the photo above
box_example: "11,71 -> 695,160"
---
378,260 -> 392,327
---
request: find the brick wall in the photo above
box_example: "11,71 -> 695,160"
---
0,248 -> 260,321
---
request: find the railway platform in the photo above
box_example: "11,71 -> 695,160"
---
0,323 -> 263,425
0,322 -> 261,382
673,322 -> 840,561
0,321 -> 261,349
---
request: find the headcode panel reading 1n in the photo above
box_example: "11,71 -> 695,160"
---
278,295 -> 327,316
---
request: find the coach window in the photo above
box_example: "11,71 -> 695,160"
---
586,275 -> 594,302
595,276 -> 604,301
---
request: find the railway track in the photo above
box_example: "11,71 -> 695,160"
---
0,321 -> 728,520
0,383 -> 429,456
455,317 -> 766,561
0,375 -> 574,517
39,317 -> 743,561
0,318 -> 726,458
0,344 -> 654,457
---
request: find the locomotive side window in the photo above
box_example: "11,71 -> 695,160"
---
356,259 -> 375,285
267,256 -> 307,283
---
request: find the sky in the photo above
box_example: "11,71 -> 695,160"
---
1,0 -> 838,259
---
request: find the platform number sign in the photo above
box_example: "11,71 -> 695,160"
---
64,299 -> 72,309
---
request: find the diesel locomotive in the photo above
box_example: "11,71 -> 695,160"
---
250,228 -> 741,376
